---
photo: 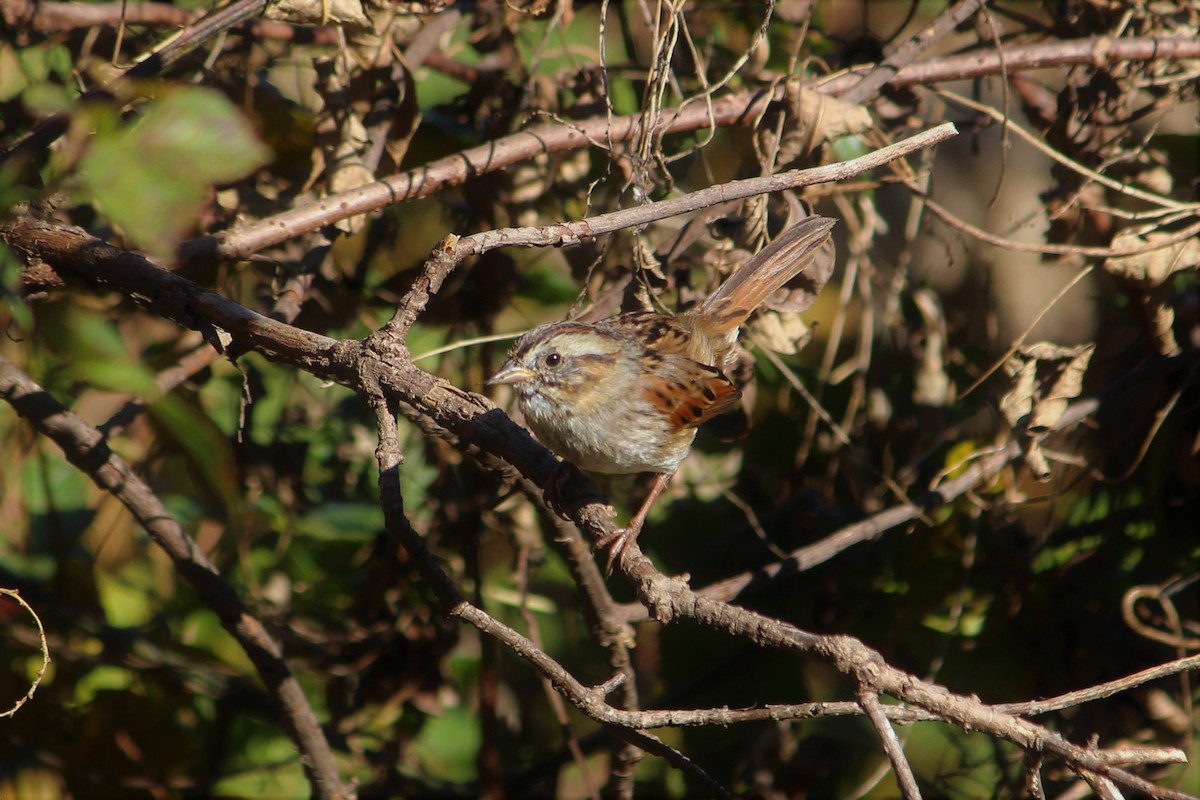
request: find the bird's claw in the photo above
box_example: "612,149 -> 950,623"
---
595,521 -> 642,576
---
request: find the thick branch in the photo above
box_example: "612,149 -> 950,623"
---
2,218 -> 353,374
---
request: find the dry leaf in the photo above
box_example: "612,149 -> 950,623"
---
634,236 -> 666,282
1000,342 -> 1094,481
384,64 -> 421,169
1028,344 -> 1092,432
774,78 -> 873,164
747,310 -> 812,355
1151,304 -> 1179,357
1104,228 -> 1196,356
912,289 -> 954,407
264,0 -> 370,27
328,114 -> 372,234
1104,229 -> 1200,285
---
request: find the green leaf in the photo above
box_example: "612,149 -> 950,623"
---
23,449 -> 91,520
21,82 -> 73,116
0,44 -> 26,102
179,609 -> 254,673
96,570 -> 154,627
295,502 -> 383,542
212,716 -> 308,797
80,86 -> 271,261
1032,534 -> 1104,573
16,45 -> 52,84
148,394 -> 241,515
0,245 -> 34,332
74,665 -> 134,705
57,312 -> 159,396
42,43 -> 75,81
412,706 -> 480,782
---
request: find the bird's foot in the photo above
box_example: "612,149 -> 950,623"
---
595,520 -> 644,576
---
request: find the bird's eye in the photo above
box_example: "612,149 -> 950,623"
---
544,352 -> 562,368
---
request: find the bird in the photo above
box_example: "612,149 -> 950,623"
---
489,215 -> 836,570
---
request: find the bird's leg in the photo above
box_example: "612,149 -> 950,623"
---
597,472 -> 672,574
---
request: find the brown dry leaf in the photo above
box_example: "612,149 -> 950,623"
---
329,161 -> 373,234
634,235 -> 666,282
1027,343 -> 1093,432
747,310 -> 812,355
1104,229 -> 1200,285
1001,349 -> 1050,482
679,446 -> 743,502
912,289 -> 954,407
775,78 -> 873,164
1000,342 -> 1094,481
1105,228 -> 1196,355
1001,353 -> 1037,428
384,65 -> 421,169
1151,304 -> 1180,357
328,114 -> 372,234
264,0 -> 370,27
392,1 -> 455,11
510,158 -> 549,227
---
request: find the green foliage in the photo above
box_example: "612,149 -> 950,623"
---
212,715 -> 310,796
73,664 -> 134,705
412,706 -> 482,783
77,86 -> 271,261
0,40 -> 75,109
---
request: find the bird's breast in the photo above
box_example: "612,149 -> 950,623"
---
519,371 -> 694,474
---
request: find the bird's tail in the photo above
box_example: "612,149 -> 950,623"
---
690,216 -> 836,336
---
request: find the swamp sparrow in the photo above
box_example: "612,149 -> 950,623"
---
490,216 -> 836,567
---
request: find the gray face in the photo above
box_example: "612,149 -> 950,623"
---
490,322 -> 626,400
488,322 -> 676,474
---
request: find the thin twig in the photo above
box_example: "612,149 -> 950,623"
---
914,186 -> 1200,257
840,0 -> 988,103
169,35 -> 1200,262
0,588 -> 50,718
820,35 -> 1200,95
459,125 -> 957,259
959,266 -> 1095,399
381,124 -> 956,340
996,654 -> 1200,716
857,687 -> 922,800
937,88 -> 1199,213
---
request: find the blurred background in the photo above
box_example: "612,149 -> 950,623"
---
1,0 -> 1198,797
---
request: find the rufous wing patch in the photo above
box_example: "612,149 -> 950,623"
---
642,358 -> 740,429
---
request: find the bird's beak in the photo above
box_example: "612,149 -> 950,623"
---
488,363 -> 536,386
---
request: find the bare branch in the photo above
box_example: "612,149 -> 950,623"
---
822,35 -> 1200,95
840,0 -> 989,104
857,687 -> 921,800
0,588 -> 49,718
997,654 -> 1200,717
